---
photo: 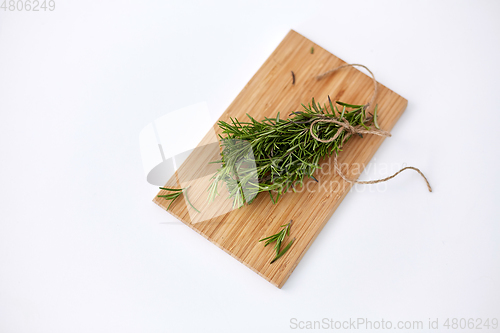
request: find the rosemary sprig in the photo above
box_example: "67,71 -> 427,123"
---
158,186 -> 200,213
208,97 -> 375,207
260,220 -> 292,254
270,238 -> 295,264
259,220 -> 295,264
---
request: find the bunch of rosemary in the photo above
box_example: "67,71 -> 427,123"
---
208,97 -> 378,207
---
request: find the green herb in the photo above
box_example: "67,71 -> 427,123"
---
373,104 -> 380,130
259,220 -> 292,254
158,186 -> 200,213
208,97 -> 376,207
259,220 -> 295,264
310,46 -> 314,54
270,238 -> 295,264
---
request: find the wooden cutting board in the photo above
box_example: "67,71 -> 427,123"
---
153,30 -> 407,288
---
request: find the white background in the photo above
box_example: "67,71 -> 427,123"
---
1,1 -> 499,332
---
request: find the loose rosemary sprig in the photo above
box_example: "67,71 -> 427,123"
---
259,220 -> 295,264
260,220 -> 292,254
208,97 -> 378,207
157,186 -> 200,213
271,238 -> 295,264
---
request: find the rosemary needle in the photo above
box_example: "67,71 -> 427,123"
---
373,104 -> 380,130
158,186 -> 200,213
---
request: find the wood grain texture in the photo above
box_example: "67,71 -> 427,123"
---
153,30 -> 408,288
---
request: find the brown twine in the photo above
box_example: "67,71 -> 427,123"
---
333,155 -> 433,192
316,63 -> 378,114
311,63 -> 433,192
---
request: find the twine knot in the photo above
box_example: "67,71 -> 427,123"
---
310,64 -> 432,192
310,115 -> 391,144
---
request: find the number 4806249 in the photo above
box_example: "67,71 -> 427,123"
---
1,0 -> 56,11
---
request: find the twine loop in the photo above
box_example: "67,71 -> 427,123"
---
311,63 -> 432,192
